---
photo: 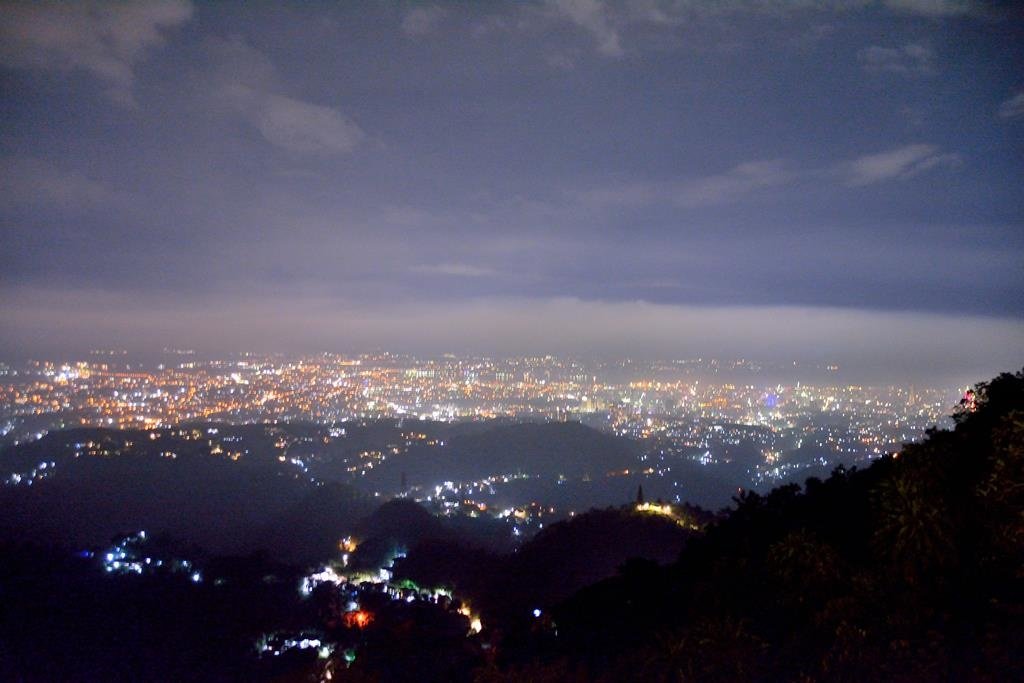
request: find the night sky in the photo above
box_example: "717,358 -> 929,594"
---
1,1 -> 1021,381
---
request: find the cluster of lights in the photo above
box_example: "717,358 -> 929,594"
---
5,460 -> 56,487
300,566 -> 346,596
256,631 -> 333,659
1,356 -> 954,453
634,502 -> 701,530
94,530 -> 200,581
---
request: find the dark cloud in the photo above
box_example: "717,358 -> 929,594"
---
0,1 -> 1021,380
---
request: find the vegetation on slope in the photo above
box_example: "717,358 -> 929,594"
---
479,370 -> 1024,681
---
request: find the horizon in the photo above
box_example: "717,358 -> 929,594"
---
0,345 -> 1015,389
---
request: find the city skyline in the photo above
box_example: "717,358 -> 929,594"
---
1,350 -> 962,514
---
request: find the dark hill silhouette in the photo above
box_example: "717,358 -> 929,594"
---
0,440 -> 371,563
256,482 -> 375,565
482,369 -> 1024,682
391,504 -> 698,626
348,498 -> 454,571
491,507 -> 693,614
357,498 -> 448,545
363,421 -> 640,488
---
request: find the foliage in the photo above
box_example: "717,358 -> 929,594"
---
493,369 -> 1024,681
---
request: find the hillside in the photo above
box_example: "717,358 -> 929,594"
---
0,431 -> 374,563
482,370 -> 1024,681
0,371 -> 1019,682
363,421 -> 641,487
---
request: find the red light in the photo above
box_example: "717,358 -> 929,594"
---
344,610 -> 373,629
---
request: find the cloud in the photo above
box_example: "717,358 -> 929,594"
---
673,160 -> 794,207
481,1 -> 982,60
412,263 -> 497,277
579,160 -> 792,208
842,144 -> 960,186
580,142 -> 960,208
254,93 -> 364,154
997,92 -> 1024,120
858,43 -> 936,76
207,36 -> 364,154
0,0 -> 192,105
546,0 -> 623,57
882,0 -> 977,17
401,6 -> 447,36
204,33 -> 280,91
